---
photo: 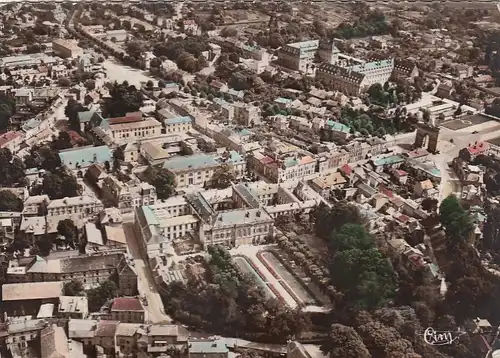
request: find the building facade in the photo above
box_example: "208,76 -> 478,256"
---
277,40 -> 319,72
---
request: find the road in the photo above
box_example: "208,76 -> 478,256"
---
123,222 -> 172,324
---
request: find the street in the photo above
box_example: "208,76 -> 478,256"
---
123,222 -> 172,324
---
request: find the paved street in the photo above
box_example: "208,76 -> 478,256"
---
123,222 -> 172,324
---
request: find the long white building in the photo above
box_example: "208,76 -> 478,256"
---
316,59 -> 395,96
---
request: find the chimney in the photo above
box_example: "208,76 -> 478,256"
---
245,212 -> 249,218
256,211 -> 261,217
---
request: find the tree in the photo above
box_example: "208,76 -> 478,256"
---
312,202 -> 364,240
0,148 -> 25,186
65,98 -> 88,132
0,190 -> 22,211
439,195 -> 472,243
57,219 -> 77,244
63,279 -> 84,296
146,80 -> 154,89
209,163 -> 236,189
87,280 -> 118,312
58,78 -> 71,87
84,79 -> 95,90
35,235 -> 53,256
122,20 -> 131,30
331,248 -> 396,309
141,166 -> 175,200
52,132 -> 72,151
330,224 -> 374,252
39,170 -> 80,199
321,324 -> 371,358
220,27 -> 237,37
103,81 -> 144,118
0,94 -> 16,131
112,146 -> 125,171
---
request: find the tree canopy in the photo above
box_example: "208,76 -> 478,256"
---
140,166 -> 175,200
209,163 -> 235,189
87,280 -> 118,312
0,148 -> 26,186
102,81 -> 144,118
0,190 -> 22,211
439,195 -> 472,243
31,169 -> 80,200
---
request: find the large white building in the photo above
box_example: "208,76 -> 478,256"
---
316,59 -> 395,96
277,40 -> 319,72
163,151 -> 246,189
101,118 -> 163,144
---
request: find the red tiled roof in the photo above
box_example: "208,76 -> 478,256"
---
406,148 -> 428,158
467,142 -> 489,155
397,214 -> 410,223
0,131 -> 23,147
68,130 -> 84,141
396,169 -> 408,176
210,80 -> 226,89
339,164 -> 352,176
111,297 -> 144,312
95,321 -> 119,337
260,156 -> 275,165
379,185 -> 394,198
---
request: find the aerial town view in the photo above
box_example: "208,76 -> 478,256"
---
4,1 -> 500,357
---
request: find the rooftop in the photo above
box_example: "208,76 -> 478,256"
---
111,297 -> 144,312
212,208 -> 272,229
189,340 -> 229,354
59,145 -> 112,170
164,116 -> 193,125
95,321 -> 118,337
373,155 -> 405,166
2,281 -> 63,301
0,131 -> 24,147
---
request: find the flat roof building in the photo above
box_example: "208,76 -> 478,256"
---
52,39 -> 83,59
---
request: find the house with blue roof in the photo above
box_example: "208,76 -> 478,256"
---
59,145 -> 112,174
164,116 -> 193,134
323,120 -> 352,140
163,151 -> 246,189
